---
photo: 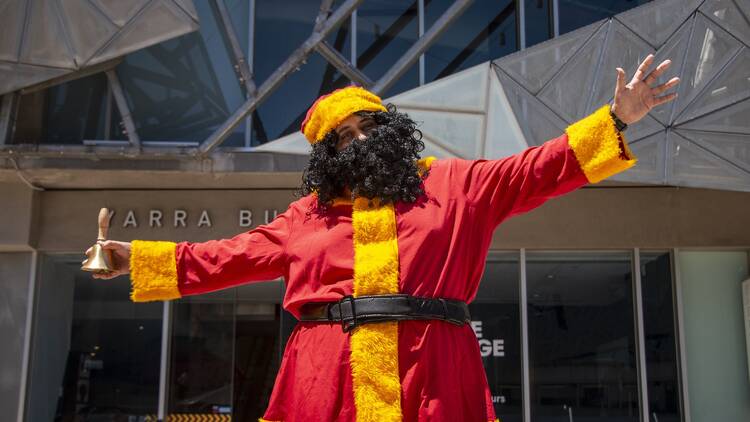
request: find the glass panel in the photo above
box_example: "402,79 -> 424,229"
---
223,0 -> 250,54
525,0 -> 552,48
668,131 -> 750,190
170,281 -> 284,420
617,0 -> 701,47
558,0 -> 651,35
671,14 -> 742,124
0,252 -> 32,422
27,256 -> 162,421
473,252 -> 521,422
538,22 -> 608,123
12,73 -> 110,145
675,129 -> 750,173
496,22 -> 598,95
253,0 -> 351,144
649,23 -> 691,126
677,251 -> 750,422
388,62 -> 487,110
678,97 -> 750,134
526,252 -> 639,422
676,47 -> 750,124
589,21 -> 654,115
425,0 -> 517,83
610,130 -> 666,184
0,0 -> 25,62
21,0 -> 76,68
397,107 -> 483,158
495,67 -> 567,146
700,0 -> 750,47
485,69 -> 528,158
640,251 -> 681,422
629,113 -> 665,143
357,0 -> 419,97
57,0 -> 117,65
117,0 -> 246,146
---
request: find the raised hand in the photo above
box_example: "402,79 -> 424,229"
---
611,54 -> 680,125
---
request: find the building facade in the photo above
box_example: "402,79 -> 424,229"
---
1,1 -> 749,421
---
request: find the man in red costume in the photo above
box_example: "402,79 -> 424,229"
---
91,55 -> 679,421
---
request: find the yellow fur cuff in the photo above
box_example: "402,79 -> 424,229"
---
130,240 -> 181,302
302,86 -> 387,144
565,104 -> 637,183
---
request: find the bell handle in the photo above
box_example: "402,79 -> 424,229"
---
97,208 -> 111,241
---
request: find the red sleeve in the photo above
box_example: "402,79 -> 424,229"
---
451,134 -> 589,228
128,208 -> 293,302
175,209 -> 292,296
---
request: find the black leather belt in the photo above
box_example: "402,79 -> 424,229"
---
298,294 -> 471,333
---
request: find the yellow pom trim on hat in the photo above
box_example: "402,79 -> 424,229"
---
301,86 -> 387,144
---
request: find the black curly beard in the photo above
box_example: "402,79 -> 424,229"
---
299,105 -> 427,209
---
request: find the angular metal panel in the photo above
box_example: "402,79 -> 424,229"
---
678,98 -> 750,134
0,0 -> 25,62
675,47 -> 750,124
495,22 -> 600,95
538,21 -> 609,123
610,131 -> 667,184
649,22 -> 692,125
629,113 -> 666,143
90,0 -> 151,27
92,0 -> 199,66
0,0 -> 199,96
700,0 -> 750,47
58,0 -> 118,65
668,131 -> 750,190
616,0 -> 703,47
387,63 -> 487,112
484,66 -> 528,159
588,20 -> 654,115
495,66 -> 567,147
21,0 -> 76,69
670,14 -> 742,124
677,129 -> 750,173
400,107 -> 484,159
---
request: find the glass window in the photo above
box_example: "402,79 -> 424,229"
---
526,252 -> 639,422
425,0 -> 517,83
11,73 -> 117,145
558,0 -> 651,35
27,256 -> 162,421
356,0 -> 419,97
640,251 -> 681,422
253,0 -> 352,144
677,250 -> 750,422
472,252 -> 522,422
0,252 -> 32,422
525,0 -> 553,48
117,1 -> 247,146
169,281 -> 284,420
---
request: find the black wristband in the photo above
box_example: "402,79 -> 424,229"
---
609,108 -> 628,132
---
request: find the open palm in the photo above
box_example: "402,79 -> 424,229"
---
611,54 -> 680,125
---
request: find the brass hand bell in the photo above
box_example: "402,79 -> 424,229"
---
81,208 -> 114,274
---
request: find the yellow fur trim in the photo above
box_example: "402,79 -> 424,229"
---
417,156 -> 436,176
258,419 -> 278,422
302,86 -> 387,144
350,198 -> 402,421
565,104 -> 637,183
129,240 -> 181,302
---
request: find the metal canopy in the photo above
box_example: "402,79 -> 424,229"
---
0,0 -> 200,95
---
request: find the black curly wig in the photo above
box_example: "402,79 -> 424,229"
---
299,104 -> 427,208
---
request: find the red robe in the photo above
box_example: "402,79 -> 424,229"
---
129,105 -> 635,421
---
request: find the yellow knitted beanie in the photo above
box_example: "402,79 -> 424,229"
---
301,86 -> 387,144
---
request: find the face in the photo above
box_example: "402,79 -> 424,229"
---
333,114 -> 377,152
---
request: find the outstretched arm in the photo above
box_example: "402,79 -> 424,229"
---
89,208 -> 292,302
454,55 -> 679,227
